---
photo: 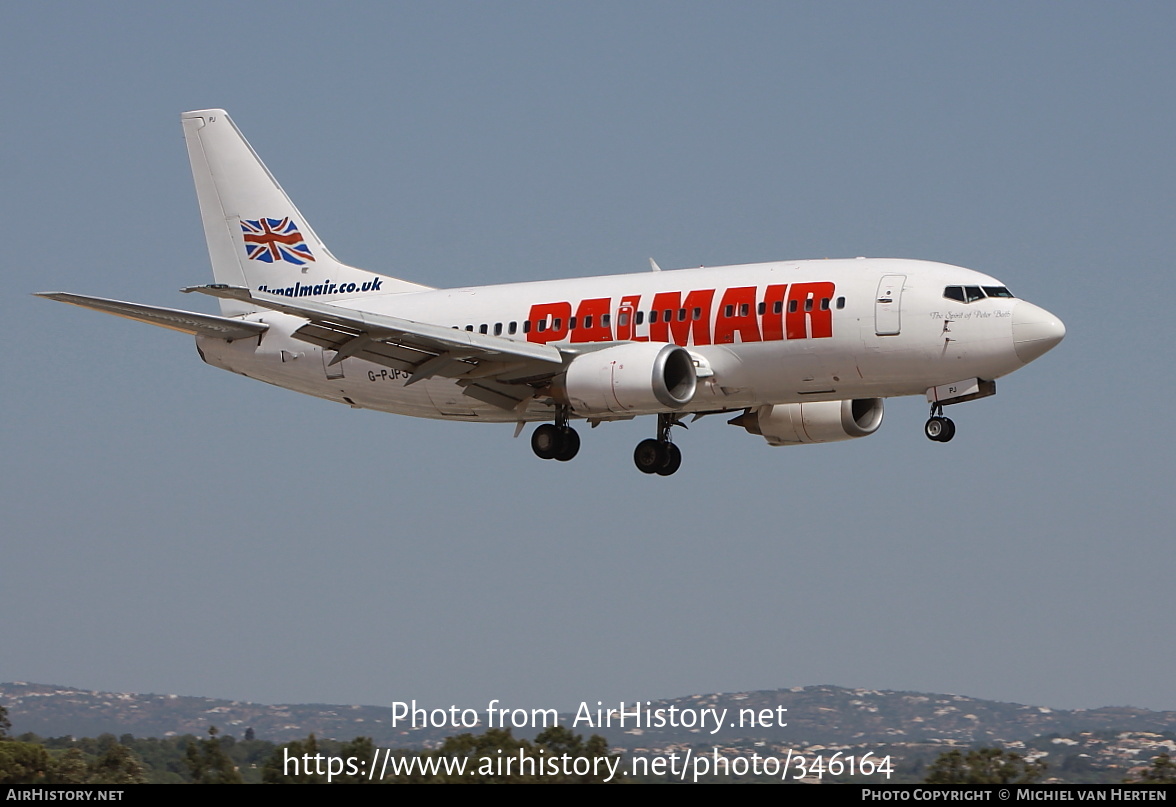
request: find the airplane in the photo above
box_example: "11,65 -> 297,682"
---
38,109 -> 1065,476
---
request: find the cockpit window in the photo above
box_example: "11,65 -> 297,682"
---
983,286 -> 1015,298
944,285 -> 1015,303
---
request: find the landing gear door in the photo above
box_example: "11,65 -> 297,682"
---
875,275 -> 906,336
323,349 -> 345,380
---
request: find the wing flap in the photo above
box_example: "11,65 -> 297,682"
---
457,379 -> 532,411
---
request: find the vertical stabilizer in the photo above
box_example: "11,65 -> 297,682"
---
181,109 -> 429,315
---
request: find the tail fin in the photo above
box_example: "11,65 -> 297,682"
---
181,109 -> 430,315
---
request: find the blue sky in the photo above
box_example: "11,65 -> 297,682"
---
3,2 -> 1173,717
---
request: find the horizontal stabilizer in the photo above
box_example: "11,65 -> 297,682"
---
36,292 -> 268,341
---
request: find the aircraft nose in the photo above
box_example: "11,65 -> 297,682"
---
1012,301 -> 1066,363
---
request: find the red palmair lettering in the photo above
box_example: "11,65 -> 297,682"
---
526,283 -> 835,345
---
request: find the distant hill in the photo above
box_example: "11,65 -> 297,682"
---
3,682 -> 1174,750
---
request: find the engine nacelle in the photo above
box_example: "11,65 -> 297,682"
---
554,342 -> 698,416
731,398 -> 884,446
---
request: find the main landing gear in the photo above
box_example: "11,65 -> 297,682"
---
924,404 -> 956,443
531,408 -> 580,462
634,413 -> 683,476
531,411 -> 686,475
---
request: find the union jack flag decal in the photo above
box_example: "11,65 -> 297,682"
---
240,217 -> 316,265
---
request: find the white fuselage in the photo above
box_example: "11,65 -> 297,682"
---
39,109 -> 1066,475
197,257 -> 1041,423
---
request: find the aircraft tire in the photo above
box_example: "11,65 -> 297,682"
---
554,427 -> 581,461
656,443 -> 682,476
532,424 -> 561,460
938,417 -> 956,442
634,439 -> 665,474
925,416 -> 957,442
924,417 -> 944,441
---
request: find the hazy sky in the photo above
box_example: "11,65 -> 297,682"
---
3,2 -> 1173,719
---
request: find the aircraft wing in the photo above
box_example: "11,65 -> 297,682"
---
184,284 -> 567,410
36,292 -> 269,341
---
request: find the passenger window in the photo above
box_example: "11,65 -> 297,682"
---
523,321 -> 531,333
635,311 -> 644,325
804,299 -> 813,312
692,307 -> 701,321
724,305 -> 734,317
479,324 -> 488,334
650,310 -> 659,324
465,325 -> 474,332
774,301 -> 783,314
820,298 -> 829,311
494,323 -> 502,335
602,314 -> 610,327
537,320 -> 546,332
788,300 -> 798,313
618,312 -> 629,326
553,318 -> 562,331
583,315 -> 592,328
740,303 -> 749,317
677,309 -> 686,322
836,297 -> 845,309
508,322 -> 517,335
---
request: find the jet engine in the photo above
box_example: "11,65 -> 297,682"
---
730,398 -> 884,446
553,342 -> 698,416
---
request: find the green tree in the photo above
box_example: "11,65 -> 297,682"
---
185,726 -> 243,784
263,732 -> 326,784
49,748 -> 90,784
89,743 -> 148,784
0,741 -> 53,784
924,748 -> 1046,784
1128,753 -> 1176,785
0,703 -> 11,739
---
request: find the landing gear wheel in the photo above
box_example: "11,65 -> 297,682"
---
924,417 -> 944,441
533,423 -> 581,461
938,417 -> 955,442
655,443 -> 682,476
634,439 -> 665,474
924,416 -> 956,442
634,439 -> 682,475
554,427 -> 580,461
531,424 -> 561,459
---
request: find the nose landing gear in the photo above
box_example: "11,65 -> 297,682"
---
924,404 -> 956,443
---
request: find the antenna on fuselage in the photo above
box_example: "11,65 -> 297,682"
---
649,258 -> 662,272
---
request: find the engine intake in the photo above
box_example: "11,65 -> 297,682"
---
730,398 -> 884,446
554,342 -> 698,415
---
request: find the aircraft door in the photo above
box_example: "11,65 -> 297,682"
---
875,275 -> 906,336
616,295 -> 640,340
